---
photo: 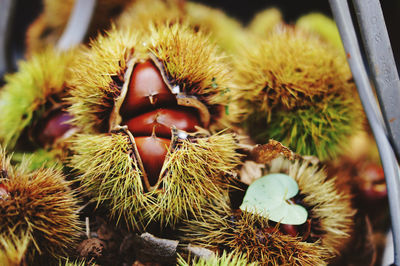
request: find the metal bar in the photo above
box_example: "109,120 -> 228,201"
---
56,0 -> 97,51
353,0 -> 400,162
0,0 -> 16,79
328,0 -> 400,264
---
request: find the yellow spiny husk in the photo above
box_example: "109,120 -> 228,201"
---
69,131 -> 241,229
68,132 -> 147,228
234,26 -> 354,115
0,149 -> 81,259
0,48 -> 75,149
68,22 -> 239,133
0,231 -> 30,266
67,27 -> 141,133
267,157 -> 355,255
25,0 -> 132,55
247,8 -> 283,38
181,194 -> 330,265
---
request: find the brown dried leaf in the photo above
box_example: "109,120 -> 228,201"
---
251,139 -> 299,164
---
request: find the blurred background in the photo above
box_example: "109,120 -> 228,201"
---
4,0 -> 400,74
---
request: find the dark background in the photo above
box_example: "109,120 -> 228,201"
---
6,0 -> 400,71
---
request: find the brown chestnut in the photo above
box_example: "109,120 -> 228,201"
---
135,136 -> 171,188
120,61 -> 176,117
36,110 -> 74,147
124,108 -> 200,138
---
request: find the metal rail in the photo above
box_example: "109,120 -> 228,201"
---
329,0 -> 400,265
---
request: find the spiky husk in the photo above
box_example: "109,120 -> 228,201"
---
177,250 -> 257,266
234,26 -> 360,159
67,27 -> 141,133
68,22 -> 239,133
247,8 -> 283,37
267,158 -> 355,255
0,48 -> 75,149
25,0 -> 132,55
296,13 -> 344,51
247,96 -> 360,160
0,149 -> 81,259
69,131 -> 241,229
234,26 -> 354,113
0,231 -> 30,266
181,194 -> 330,265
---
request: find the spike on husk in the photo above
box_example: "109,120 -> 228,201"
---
177,250 -> 258,266
0,231 -> 30,266
0,148 -> 81,260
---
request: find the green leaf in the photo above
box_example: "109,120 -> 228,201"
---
240,173 -> 308,225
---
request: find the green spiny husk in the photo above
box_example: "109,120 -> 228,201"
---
69,131 -> 241,229
0,149 -> 81,260
234,26 -> 360,160
0,48 -> 75,149
247,95 -> 360,160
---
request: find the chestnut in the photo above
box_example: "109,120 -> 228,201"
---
124,107 -> 200,138
36,110 -> 74,147
120,61 -> 177,117
135,136 -> 171,188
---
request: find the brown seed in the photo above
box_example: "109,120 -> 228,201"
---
135,136 -> 171,188
120,61 -> 176,117
37,110 -> 74,146
125,108 -> 200,138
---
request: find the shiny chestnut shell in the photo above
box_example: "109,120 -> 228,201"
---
119,60 -> 202,189
120,61 -> 177,117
